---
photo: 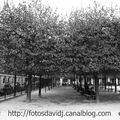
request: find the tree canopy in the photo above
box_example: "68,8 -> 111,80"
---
0,0 -> 120,78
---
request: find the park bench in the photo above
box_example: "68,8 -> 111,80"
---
107,88 -> 113,92
84,92 -> 96,100
76,86 -> 96,100
77,86 -> 82,92
84,87 -> 96,100
73,84 -> 77,89
78,87 -> 85,95
100,86 -> 104,89
84,93 -> 92,99
118,91 -> 120,93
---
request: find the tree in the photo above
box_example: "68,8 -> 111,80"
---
67,1 -> 120,102
0,0 -> 62,101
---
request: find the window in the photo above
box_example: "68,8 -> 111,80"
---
8,77 -> 10,83
3,76 -> 6,83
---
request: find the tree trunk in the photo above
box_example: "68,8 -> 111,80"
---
53,77 -> 55,88
84,75 -> 87,90
79,75 -> 82,88
45,79 -> 46,92
14,72 -> 17,97
114,75 -> 117,93
77,77 -> 79,89
26,74 -> 32,102
33,75 -> 36,90
94,73 -> 99,103
51,78 -> 53,89
25,78 -> 28,96
47,74 -> 50,90
39,75 -> 42,97
54,80 -> 57,87
47,79 -> 49,90
74,73 -> 76,89
104,73 -> 107,90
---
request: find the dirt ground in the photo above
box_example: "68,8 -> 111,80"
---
0,86 -> 120,120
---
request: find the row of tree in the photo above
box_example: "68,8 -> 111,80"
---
0,0 -> 65,101
1,0 -> 120,102
66,2 -> 120,102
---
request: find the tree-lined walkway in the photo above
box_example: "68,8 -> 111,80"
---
0,86 -> 87,108
0,86 -> 120,108
1,0 -> 120,103
0,86 -> 120,120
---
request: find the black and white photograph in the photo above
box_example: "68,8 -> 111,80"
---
0,0 -> 120,120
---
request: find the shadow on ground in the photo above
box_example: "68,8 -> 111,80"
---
100,91 -> 120,103
21,86 -> 120,108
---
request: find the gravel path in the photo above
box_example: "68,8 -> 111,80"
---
0,86 -> 120,120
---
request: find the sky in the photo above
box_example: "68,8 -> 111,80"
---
0,0 -> 120,15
